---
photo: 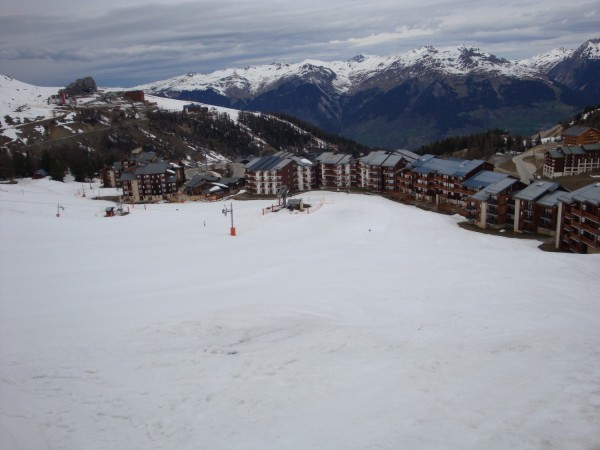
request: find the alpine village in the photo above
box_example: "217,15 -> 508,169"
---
1,43 -> 600,255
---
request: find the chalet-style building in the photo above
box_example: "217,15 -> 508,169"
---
513,181 -> 567,235
185,173 -> 220,196
562,126 -> 600,146
464,171 -> 523,229
292,156 -> 317,191
244,152 -> 316,195
543,144 -> 600,178
316,152 -> 356,189
184,174 -> 244,199
556,183 -> 600,254
400,155 -> 493,205
101,159 -> 138,188
244,152 -> 298,195
357,150 -> 419,192
120,161 -> 185,203
101,151 -> 159,188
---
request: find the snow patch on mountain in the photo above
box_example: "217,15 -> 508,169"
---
0,75 -> 60,129
577,38 -> 600,59
137,43 -> 579,98
146,94 -> 241,122
516,48 -> 574,72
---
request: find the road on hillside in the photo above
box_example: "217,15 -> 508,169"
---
513,149 -> 537,184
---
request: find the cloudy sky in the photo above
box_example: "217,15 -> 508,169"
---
1,0 -> 598,87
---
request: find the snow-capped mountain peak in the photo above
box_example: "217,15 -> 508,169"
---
138,43 -> 565,98
516,47 -> 574,72
573,38 -> 600,59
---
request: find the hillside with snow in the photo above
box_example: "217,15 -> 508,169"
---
1,178 -> 599,449
0,75 -> 60,130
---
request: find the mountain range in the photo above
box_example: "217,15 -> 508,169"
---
137,38 -> 600,149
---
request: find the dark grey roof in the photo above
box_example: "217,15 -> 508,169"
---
245,153 -> 294,171
485,177 -> 519,194
136,162 -> 170,175
462,170 -> 509,189
394,149 -> 420,162
360,151 -> 389,166
514,181 -> 560,201
467,175 -> 519,201
561,146 -> 587,156
360,150 -> 417,168
186,173 -> 218,188
316,152 -> 353,165
119,171 -> 135,181
136,151 -> 157,163
408,156 -> 486,177
470,190 -> 491,202
563,126 -> 592,137
537,190 -> 565,208
558,183 -> 600,206
290,156 -> 314,167
381,154 -> 404,168
219,177 -> 242,186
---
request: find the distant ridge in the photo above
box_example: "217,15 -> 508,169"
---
137,38 -> 600,149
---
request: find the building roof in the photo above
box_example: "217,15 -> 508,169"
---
119,171 -> 135,181
462,170 -> 509,189
360,150 -> 418,168
558,183 -> 600,206
394,149 -> 420,162
586,143 -> 600,151
563,126 -> 592,137
485,177 -> 520,195
467,175 -> 520,201
470,190 -> 491,202
316,152 -> 353,165
381,153 -> 404,168
561,146 -> 587,156
290,156 -> 313,167
537,190 -> 565,208
136,151 -> 157,164
408,156 -> 486,177
186,173 -> 218,188
219,177 -> 242,186
245,152 -> 295,172
514,181 -> 560,201
360,151 -> 390,166
547,144 -> 600,159
135,162 -> 170,175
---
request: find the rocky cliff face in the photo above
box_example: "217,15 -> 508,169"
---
61,77 -> 97,96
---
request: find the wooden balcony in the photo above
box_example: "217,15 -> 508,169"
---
581,221 -> 600,235
580,234 -> 598,248
572,208 -> 600,222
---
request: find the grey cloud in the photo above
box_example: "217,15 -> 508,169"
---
0,0 -> 597,86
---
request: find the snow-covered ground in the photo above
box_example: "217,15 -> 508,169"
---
1,179 -> 599,449
146,94 -> 241,122
0,76 -> 60,143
